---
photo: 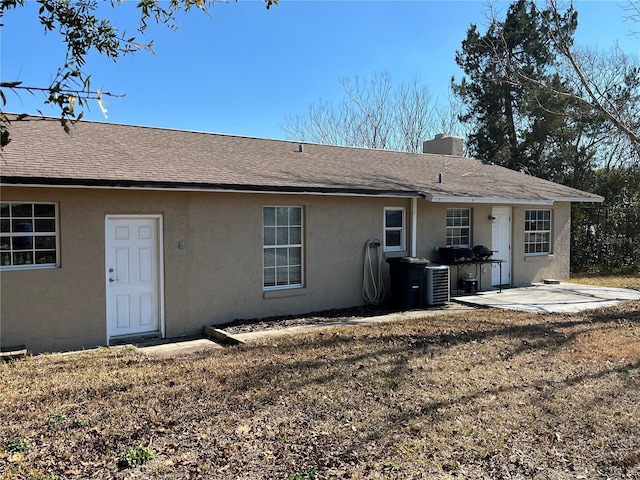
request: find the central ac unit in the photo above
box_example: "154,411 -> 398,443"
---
425,265 -> 450,306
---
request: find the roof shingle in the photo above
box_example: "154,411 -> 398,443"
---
0,116 -> 603,203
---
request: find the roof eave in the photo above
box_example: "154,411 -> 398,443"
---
0,176 -> 420,199
551,196 -> 604,203
424,194 -> 604,205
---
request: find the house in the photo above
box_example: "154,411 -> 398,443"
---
0,116 -> 603,353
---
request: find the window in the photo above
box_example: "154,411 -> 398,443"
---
384,207 -> 405,252
263,206 -> 303,289
0,202 -> 58,269
446,208 -> 471,247
525,209 -> 551,255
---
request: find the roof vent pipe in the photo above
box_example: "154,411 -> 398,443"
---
298,144 -> 304,153
438,172 -> 443,183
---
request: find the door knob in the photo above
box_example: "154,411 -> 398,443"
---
109,278 -> 118,282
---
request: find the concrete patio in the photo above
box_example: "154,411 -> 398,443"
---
451,282 -> 640,313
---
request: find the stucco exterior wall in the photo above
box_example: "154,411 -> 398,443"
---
414,202 -> 497,291
0,187 -> 410,352
511,202 -> 571,285
414,201 -> 572,290
1,187 -> 572,353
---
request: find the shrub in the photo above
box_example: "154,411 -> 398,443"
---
118,445 -> 155,469
7,436 -> 31,452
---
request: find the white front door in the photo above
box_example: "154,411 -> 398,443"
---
105,216 -> 163,340
491,206 -> 511,286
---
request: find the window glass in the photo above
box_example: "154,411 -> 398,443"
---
446,208 -> 471,247
263,206 -> 303,289
385,209 -> 403,228
263,207 -> 276,227
525,209 -> 551,255
11,203 -> 32,217
384,207 -> 405,251
0,203 -> 58,269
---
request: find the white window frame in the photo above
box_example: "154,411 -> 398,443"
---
263,206 -> 303,290
524,209 -> 552,256
446,208 -> 471,247
1,202 -> 59,270
384,207 -> 406,252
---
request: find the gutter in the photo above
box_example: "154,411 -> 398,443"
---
423,194 -> 604,205
1,178 -> 604,204
0,177 -> 421,199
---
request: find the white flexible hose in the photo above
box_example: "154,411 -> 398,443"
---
362,239 -> 385,305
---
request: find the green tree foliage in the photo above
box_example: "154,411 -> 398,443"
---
453,0 -> 640,273
0,0 -> 277,147
571,166 -> 640,273
452,0 -> 579,180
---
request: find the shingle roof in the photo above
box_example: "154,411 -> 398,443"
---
0,116 -> 603,203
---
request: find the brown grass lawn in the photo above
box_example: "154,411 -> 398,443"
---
1,277 -> 639,479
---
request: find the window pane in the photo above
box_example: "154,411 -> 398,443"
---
34,204 -> 55,217
276,227 -> 289,245
289,247 -> 301,266
35,251 -> 56,265
12,236 -> 32,250
0,220 -> 9,233
263,226 -> 276,246
0,237 -> 9,250
263,207 -> 276,227
289,266 -> 302,284
13,252 -> 33,264
35,219 -> 55,232
35,236 -> 56,249
385,209 -> 403,228
264,248 -> 276,268
290,226 -> 301,245
276,247 -> 288,266
276,266 -> 289,285
289,208 -> 301,226
264,268 -> 275,287
386,230 -> 401,247
11,204 -> 32,217
1,253 -> 10,265
276,207 -> 289,226
12,220 -> 33,233
0,204 -> 9,217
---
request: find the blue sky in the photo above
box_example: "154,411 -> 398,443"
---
1,1 -> 639,140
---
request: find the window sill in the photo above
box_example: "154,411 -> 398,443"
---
263,287 -> 307,299
524,254 -> 553,262
0,264 -> 59,272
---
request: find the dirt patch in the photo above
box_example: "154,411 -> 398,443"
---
220,304 -> 397,334
1,300 -> 639,479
